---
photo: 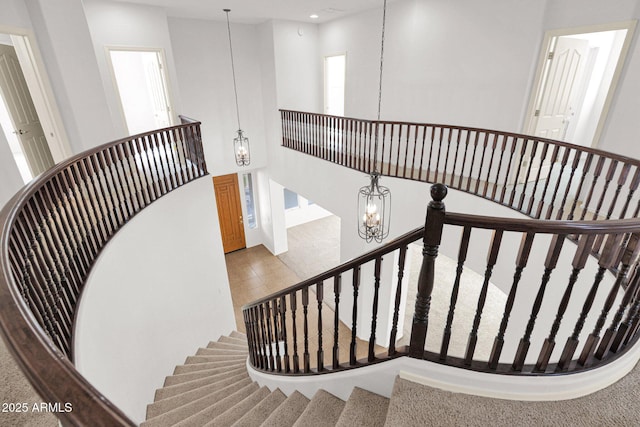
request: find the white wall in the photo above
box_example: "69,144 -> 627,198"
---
23,0 -> 118,153
83,0 -> 181,138
168,17 -> 267,175
75,178 -> 236,424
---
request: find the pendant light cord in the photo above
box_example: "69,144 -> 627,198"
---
373,0 -> 387,174
224,9 -> 242,131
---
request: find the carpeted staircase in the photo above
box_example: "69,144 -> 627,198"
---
143,331 -> 640,426
142,331 -> 390,427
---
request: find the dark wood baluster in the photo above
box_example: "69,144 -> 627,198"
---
350,266 -> 361,365
24,200 -> 75,322
152,132 -> 172,193
264,301 -> 275,371
505,137 -> 524,206
580,234 -> 636,365
394,123 -> 402,176
482,133 -> 498,198
624,296 -> 640,347
591,160 -> 619,221
465,131 -> 480,192
302,287 -> 310,373
316,281 -> 324,372
368,256 -> 383,362
92,154 -> 122,230
290,292 -> 299,373
517,140 -> 539,211
555,151 -> 582,220
597,235 -> 640,358
402,124 -> 411,178
611,272 -> 640,353
544,147 -> 571,219
434,127 -> 444,183
173,128 -> 192,185
382,123 -> 389,176
473,132 -> 489,195
136,136 -> 158,200
271,298 -> 282,372
558,234 -> 621,371
449,128 -> 462,187
491,135 -> 510,200
389,246 -> 408,355
121,142 -> 147,209
9,232 -> 66,352
111,145 -> 135,217
619,167 -> 640,219
567,153 -> 594,220
7,244 -> 48,330
333,275 -> 342,368
78,158 -> 113,239
98,152 -> 125,227
257,304 -> 269,370
526,142 -> 550,215
442,127 -> 452,185
488,232 -> 535,369
535,234 -> 595,371
242,310 -> 253,365
440,226 -> 471,360
410,184 -> 447,358
579,157 -> 606,220
535,145 -> 560,219
418,125 -> 427,182
465,229 -> 503,365
513,234 -> 565,371
48,176 -> 92,273
104,148 -> 130,222
458,130 -> 471,189
64,165 -> 105,250
606,163 -> 631,220
425,126 -> 435,183
33,191 -> 81,299
14,218 -> 70,352
252,306 -> 265,370
278,296 -> 290,372
411,125 -> 420,180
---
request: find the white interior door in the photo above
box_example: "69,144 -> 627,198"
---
0,43 -> 53,177
109,49 -> 173,135
532,37 -> 590,140
324,54 -> 345,116
520,36 -> 589,183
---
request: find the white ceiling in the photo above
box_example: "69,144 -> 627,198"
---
110,0 -> 391,24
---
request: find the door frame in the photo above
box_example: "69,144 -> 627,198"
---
105,46 -> 176,135
0,25 -> 71,163
523,20 -> 637,149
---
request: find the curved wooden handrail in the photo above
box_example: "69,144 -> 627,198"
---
0,117 -> 207,426
241,110 -> 640,378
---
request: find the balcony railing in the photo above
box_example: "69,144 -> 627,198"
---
240,110 -> 640,377
0,117 -> 206,426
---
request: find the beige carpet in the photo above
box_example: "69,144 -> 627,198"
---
0,338 -> 58,426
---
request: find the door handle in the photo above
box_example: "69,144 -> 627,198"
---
12,129 -> 28,135
239,215 -> 243,225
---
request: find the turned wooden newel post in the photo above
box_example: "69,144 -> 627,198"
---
409,183 -> 447,358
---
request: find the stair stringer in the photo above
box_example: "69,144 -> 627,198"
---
247,341 -> 640,402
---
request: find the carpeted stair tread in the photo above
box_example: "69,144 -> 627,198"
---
229,331 -> 247,341
261,391 -> 310,427
164,364 -> 246,386
203,386 -> 271,427
218,335 -> 248,346
147,372 -> 249,418
155,366 -> 247,400
173,359 -> 245,375
336,387 -> 389,427
231,388 -> 287,427
143,377 -> 253,427
206,341 -> 248,351
185,354 -> 247,364
195,347 -> 248,356
172,382 -> 259,427
292,389 -> 345,427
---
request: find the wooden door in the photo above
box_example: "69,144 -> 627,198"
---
0,43 -> 53,177
213,174 -> 246,253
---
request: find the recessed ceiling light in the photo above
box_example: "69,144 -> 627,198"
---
310,14 -> 319,19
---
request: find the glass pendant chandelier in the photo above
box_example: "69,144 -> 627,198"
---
224,9 -> 250,166
358,0 -> 390,243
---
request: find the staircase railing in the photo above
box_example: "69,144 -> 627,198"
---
240,110 -> 640,376
0,117 -> 207,426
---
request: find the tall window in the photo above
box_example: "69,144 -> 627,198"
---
242,173 -> 257,229
324,54 -> 346,116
